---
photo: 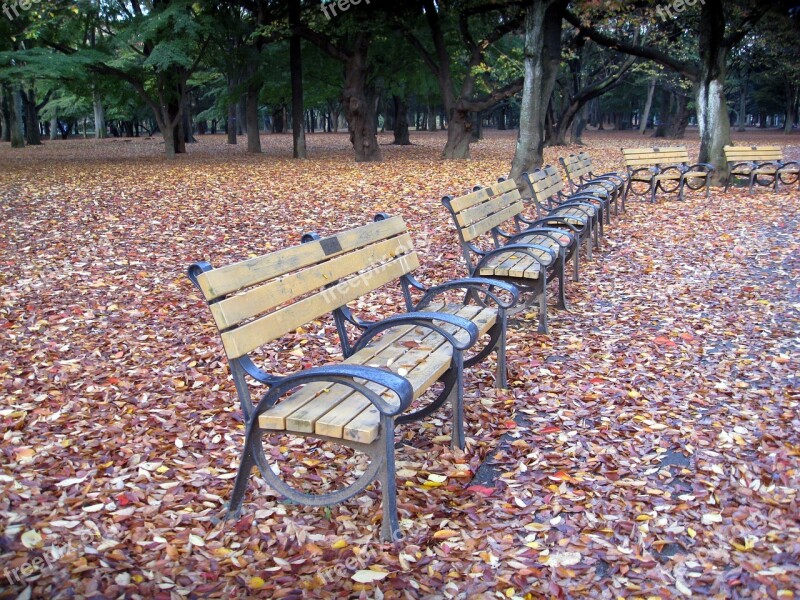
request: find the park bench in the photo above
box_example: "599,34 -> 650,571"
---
621,146 -> 714,202
187,215 -> 519,541
723,145 -> 800,192
521,166 -> 603,248
560,151 -> 627,214
442,178 -> 577,334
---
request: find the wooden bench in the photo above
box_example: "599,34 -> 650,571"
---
560,151 -> 627,214
723,146 -> 800,192
187,216 -> 519,541
521,166 -> 603,254
442,178 -> 577,333
621,146 -> 714,202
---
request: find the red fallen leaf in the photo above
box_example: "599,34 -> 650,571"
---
107,377 -> 120,385
679,333 -> 694,341
550,471 -> 574,482
234,513 -> 255,532
653,336 -> 676,347
401,340 -> 420,348
539,426 -> 560,434
116,493 -> 130,507
503,419 -> 517,428
466,485 -> 496,497
589,377 -> 604,384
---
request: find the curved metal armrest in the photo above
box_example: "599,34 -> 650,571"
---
778,160 -> 798,169
240,355 -> 283,386
566,192 -> 607,204
629,166 -> 659,179
687,162 -> 715,172
354,312 -> 480,354
552,202 -> 595,219
256,365 -> 414,418
522,215 -> 583,232
659,164 -> 683,175
591,170 -> 626,183
751,160 -> 781,170
729,161 -> 756,172
337,305 -> 373,330
416,277 -> 520,310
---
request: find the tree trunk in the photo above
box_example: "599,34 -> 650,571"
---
510,1 -> 553,180
10,87 -> 25,148
237,96 -> 246,135
696,0 -> 731,184
342,35 -> 381,162
50,116 -> 58,140
784,81 -> 797,135
666,94 -> 690,138
392,96 -> 410,145
290,0 -> 307,158
0,85 -> 10,142
226,76 -> 238,144
443,108 -> 472,158
246,81 -> 261,153
570,103 -> 588,144
22,89 -> 41,146
93,90 -> 106,139
427,106 -> 437,132
639,79 -> 656,134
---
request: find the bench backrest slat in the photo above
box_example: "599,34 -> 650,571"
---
445,179 -> 526,243
448,179 -> 518,213
197,216 -> 408,300
562,154 -> 592,179
723,145 -> 784,162
622,147 -> 689,167
193,216 -> 420,358
219,253 -> 420,358
527,166 -> 564,203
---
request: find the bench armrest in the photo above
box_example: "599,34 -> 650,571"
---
354,312 -> 480,354
520,215 -> 584,232
629,166 -> 659,179
687,162 -> 715,172
778,160 -> 798,169
415,278 -> 520,310
590,170 -> 627,183
550,201 -> 595,219
728,161 -> 756,172
256,365 -> 415,418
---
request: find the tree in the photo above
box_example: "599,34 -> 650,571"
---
565,0 -> 796,183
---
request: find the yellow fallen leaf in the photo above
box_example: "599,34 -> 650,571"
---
331,539 -> 347,549
351,570 -> 388,583
21,530 -> 43,549
249,576 -> 265,589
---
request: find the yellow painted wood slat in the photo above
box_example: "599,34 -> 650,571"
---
456,189 -> 521,228
461,200 -> 526,242
220,254 -> 421,358
448,179 -> 518,213
210,234 -> 414,330
196,216 -> 408,300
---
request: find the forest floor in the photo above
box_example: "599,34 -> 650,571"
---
1,130 -> 799,599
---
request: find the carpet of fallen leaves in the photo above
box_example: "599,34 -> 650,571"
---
1,130 -> 799,600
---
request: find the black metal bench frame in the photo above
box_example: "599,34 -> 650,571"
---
187,216 -> 519,541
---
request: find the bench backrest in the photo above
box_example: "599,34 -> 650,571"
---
622,147 -> 689,168
561,153 -> 592,180
190,216 -> 419,358
443,178 -> 523,244
723,145 -> 784,163
526,165 -> 565,203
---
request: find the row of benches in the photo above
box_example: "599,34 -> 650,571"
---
187,145 -> 796,541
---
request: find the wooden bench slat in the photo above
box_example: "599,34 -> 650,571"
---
258,323 -> 417,431
197,216 -> 408,299
448,179 -> 518,213
457,189 -> 521,228
461,200 -> 527,242
211,234 -> 414,329
221,254 -> 421,358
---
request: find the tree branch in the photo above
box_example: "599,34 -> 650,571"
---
563,10 -> 699,80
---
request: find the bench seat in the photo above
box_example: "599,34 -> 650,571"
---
723,145 -> 799,192
260,302 -> 496,443
622,146 -> 714,202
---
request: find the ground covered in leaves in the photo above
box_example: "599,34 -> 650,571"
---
1,130 -> 799,599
